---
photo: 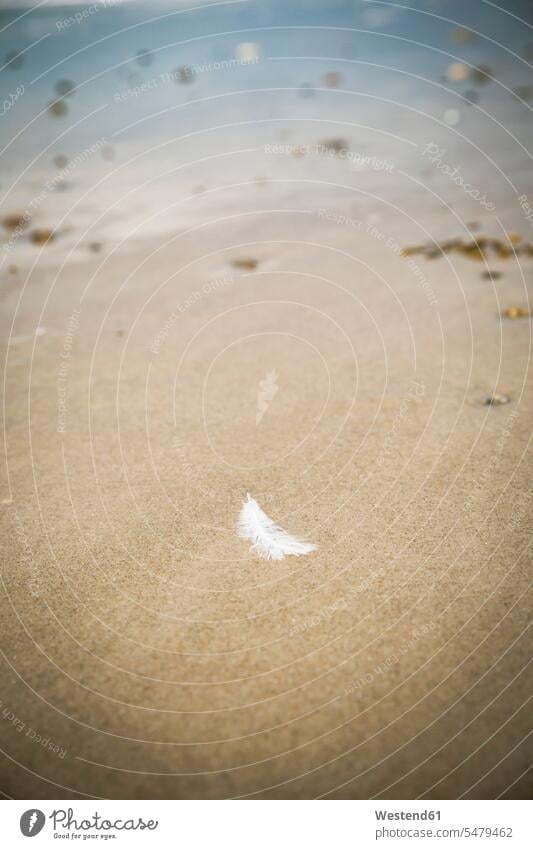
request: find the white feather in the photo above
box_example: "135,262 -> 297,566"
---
237,493 -> 317,561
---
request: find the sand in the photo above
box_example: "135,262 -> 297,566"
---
1,200 -> 531,799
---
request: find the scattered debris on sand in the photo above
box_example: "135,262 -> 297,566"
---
401,235 -> 532,262
502,307 -> 530,319
29,229 -> 55,246
230,257 -> 258,271
2,213 -> 27,231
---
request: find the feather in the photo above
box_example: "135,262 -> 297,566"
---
237,493 -> 317,560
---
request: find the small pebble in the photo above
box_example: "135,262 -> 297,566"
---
447,62 -> 469,82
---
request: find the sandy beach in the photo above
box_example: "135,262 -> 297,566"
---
0,0 -> 531,800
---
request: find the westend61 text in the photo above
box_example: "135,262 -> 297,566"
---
375,810 -> 441,820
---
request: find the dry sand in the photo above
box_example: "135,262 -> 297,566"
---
1,201 -> 531,799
